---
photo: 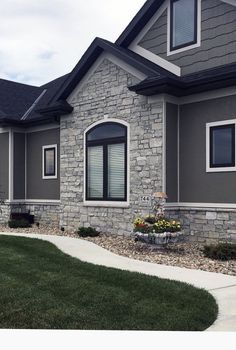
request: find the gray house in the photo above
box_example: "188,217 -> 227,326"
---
0,0 -> 236,242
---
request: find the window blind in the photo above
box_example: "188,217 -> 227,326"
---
172,0 -> 196,48
45,148 -> 55,176
87,146 -> 103,198
108,143 -> 125,199
211,126 -> 235,167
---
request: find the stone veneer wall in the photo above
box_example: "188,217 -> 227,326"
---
0,204 -> 11,224
60,58 -> 164,235
0,203 -> 60,227
166,208 -> 236,244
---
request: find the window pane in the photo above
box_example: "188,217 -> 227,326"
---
108,143 -> 125,199
87,123 -> 125,141
45,148 -> 55,176
172,0 -> 196,48
211,125 -> 235,167
87,146 -> 103,198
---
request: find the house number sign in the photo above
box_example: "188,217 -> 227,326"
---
139,196 -> 152,206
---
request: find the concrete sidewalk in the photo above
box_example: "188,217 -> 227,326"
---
0,232 -> 236,331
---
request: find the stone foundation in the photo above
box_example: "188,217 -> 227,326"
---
0,204 -> 11,224
0,202 -> 60,227
166,207 -> 236,244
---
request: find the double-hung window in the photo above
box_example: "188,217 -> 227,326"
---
170,0 -> 198,52
86,122 -> 127,201
206,121 -> 236,172
42,145 -> 57,179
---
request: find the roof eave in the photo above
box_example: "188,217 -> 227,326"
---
36,100 -> 74,117
129,74 -> 236,97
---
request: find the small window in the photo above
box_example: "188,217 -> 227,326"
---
206,121 -> 236,172
86,122 -> 127,202
170,0 -> 198,51
42,145 -> 57,179
210,125 -> 235,168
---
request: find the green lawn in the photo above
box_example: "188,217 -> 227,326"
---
0,235 -> 218,330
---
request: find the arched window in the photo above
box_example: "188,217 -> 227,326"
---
86,122 -> 127,201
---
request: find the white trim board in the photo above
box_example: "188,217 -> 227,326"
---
130,45 -> 181,76
26,124 -> 60,133
166,202 -> 236,210
0,125 -> 60,135
7,200 -> 61,205
0,128 -> 10,134
148,87 -> 236,106
128,0 -> 180,76
221,0 -> 236,6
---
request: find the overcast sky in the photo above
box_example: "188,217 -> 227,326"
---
0,0 -> 145,87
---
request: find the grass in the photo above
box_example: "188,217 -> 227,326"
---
0,235 -> 218,330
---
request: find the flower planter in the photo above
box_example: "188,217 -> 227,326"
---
134,231 -> 184,246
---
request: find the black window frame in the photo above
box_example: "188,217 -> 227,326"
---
170,0 -> 198,52
86,122 -> 128,202
210,124 -> 235,168
44,146 -> 56,177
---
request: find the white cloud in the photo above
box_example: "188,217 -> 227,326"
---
0,0 -> 146,86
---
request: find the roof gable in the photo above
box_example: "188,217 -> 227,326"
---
50,37 -> 176,102
116,0 -> 165,48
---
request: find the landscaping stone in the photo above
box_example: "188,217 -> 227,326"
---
0,225 -> 235,276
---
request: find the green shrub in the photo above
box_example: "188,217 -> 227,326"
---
203,243 -> 236,261
78,227 -> 100,237
8,219 -> 31,229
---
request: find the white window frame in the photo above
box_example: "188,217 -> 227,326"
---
83,118 -> 130,208
167,0 -> 201,56
42,144 -> 58,180
206,119 -> 236,173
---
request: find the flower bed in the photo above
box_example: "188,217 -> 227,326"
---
133,215 -> 183,246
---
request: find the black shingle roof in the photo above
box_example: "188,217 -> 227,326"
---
0,78 -> 42,119
26,74 -> 70,121
0,0 -> 236,126
0,73 -> 70,125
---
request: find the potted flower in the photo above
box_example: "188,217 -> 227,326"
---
133,216 -> 183,246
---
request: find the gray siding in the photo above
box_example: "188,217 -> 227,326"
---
139,0 -> 236,75
13,132 -> 25,200
166,103 -> 178,202
27,128 -> 60,200
179,95 -> 236,203
139,9 -> 168,57
0,133 -> 9,200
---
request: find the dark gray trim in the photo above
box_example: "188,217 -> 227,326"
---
179,95 -> 236,204
166,103 -> 178,202
13,132 -> 26,200
0,132 -> 9,200
27,129 -> 60,200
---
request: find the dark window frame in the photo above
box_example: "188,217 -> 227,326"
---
44,146 -> 56,177
210,124 -> 235,168
86,122 -> 128,202
170,0 -> 198,52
